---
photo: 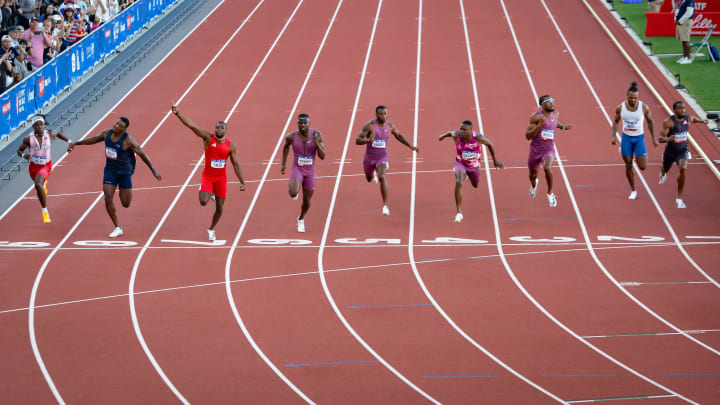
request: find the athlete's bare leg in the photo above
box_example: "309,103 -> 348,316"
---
199,191 -> 212,206
622,155 -> 635,191
33,173 -> 48,208
300,188 -> 313,220
543,155 -> 554,195
119,188 -> 132,208
677,159 -> 688,199
103,183 -> 120,227
454,171 -> 465,214
529,168 -> 538,187
289,179 -> 302,199
377,163 -> 389,205
209,197 -> 225,230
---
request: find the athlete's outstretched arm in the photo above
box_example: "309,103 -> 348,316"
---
67,133 -> 105,151
479,136 -> 504,169
125,136 -> 161,180
689,115 -> 709,125
658,118 -> 674,143
314,131 -> 326,160
281,133 -> 294,175
355,121 -> 373,145
438,131 -> 457,142
171,102 -> 212,142
49,131 -> 70,143
555,113 -> 574,131
611,105 -> 622,145
229,142 -> 246,191
16,136 -> 30,159
390,123 -> 419,153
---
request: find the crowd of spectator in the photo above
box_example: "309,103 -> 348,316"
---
1,0 -> 138,94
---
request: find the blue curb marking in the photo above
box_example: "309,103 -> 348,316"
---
541,374 -> 617,377
422,375 -> 498,378
284,360 -> 379,368
346,304 -> 433,309
661,373 -> 720,376
504,217 -> 576,221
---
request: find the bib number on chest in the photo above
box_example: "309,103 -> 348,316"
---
31,155 -> 47,165
372,139 -> 387,149
461,150 -> 477,160
540,130 -> 555,141
210,159 -> 226,169
674,132 -> 688,143
105,147 -> 118,160
624,120 -> 639,132
298,156 -> 313,166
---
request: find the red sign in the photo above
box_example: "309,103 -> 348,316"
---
38,76 -> 45,98
105,29 -> 111,39
645,12 -> 719,36
660,0 -> 720,13
2,101 -> 10,115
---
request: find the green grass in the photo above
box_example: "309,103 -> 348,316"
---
613,0 -> 720,111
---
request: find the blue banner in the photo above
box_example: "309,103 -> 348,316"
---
0,92 -> 12,139
11,79 -> 33,129
34,58 -> 59,110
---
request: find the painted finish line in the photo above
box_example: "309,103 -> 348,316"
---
1,235 -> 718,249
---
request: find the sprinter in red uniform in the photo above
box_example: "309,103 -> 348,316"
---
172,102 -> 246,241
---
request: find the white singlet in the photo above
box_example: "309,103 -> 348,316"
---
621,101 -> 644,137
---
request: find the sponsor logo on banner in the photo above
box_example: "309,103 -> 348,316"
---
113,21 -> 120,40
2,101 -> 11,115
692,13 -> 717,33
105,29 -> 111,39
15,88 -> 26,115
72,53 -> 78,72
38,76 -> 45,98
127,14 -> 132,29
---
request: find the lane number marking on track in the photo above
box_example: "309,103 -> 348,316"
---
161,239 -> 227,246
597,235 -> 665,242
73,240 -> 138,247
247,239 -> 312,245
0,241 -> 51,248
335,238 -> 402,245
420,237 -> 488,244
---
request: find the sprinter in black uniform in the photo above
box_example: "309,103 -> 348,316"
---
658,101 -> 708,208
68,117 -> 162,236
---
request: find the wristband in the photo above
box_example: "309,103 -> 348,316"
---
151,168 -> 156,173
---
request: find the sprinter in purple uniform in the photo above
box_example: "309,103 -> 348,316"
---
439,120 -> 503,223
281,114 -> 326,232
356,105 -> 419,216
526,95 -> 573,207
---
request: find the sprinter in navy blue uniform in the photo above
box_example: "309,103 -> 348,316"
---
658,101 -> 708,209
68,117 -> 162,237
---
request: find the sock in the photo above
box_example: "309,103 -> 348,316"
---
42,208 -> 48,213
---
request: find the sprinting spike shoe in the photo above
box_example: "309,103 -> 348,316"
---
676,199 -> 686,209
297,218 -> 305,233
42,211 -> 51,224
547,193 -> 557,207
109,227 -> 123,238
454,213 -> 463,223
529,178 -> 538,198
628,190 -> 638,200
382,205 -> 390,216
208,229 -> 216,241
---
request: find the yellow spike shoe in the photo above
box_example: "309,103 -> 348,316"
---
42,211 -> 51,224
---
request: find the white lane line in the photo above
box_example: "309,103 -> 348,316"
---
25,1 -> 235,402
404,0 -> 565,402
314,0 -> 439,403
128,1 -> 308,403
545,0 -> 720,290
221,1 -> 353,403
493,0 -> 695,402
536,0 -> 720,355
9,242 -> 715,317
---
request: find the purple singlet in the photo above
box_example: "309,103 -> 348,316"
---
528,109 -> 557,170
363,119 -> 391,175
290,129 -> 317,190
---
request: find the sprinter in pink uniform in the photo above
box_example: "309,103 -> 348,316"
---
16,115 -> 70,223
356,105 -> 419,216
439,120 -> 503,223
281,114 -> 326,233
526,95 -> 574,207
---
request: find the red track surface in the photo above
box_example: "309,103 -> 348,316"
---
1,0 -> 718,403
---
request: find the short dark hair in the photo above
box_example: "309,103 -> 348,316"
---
461,120 -> 473,127
538,95 -> 551,105
672,101 -> 684,110
628,81 -> 639,93
298,113 -> 310,122
119,117 -> 130,128
216,121 -> 227,127
376,105 -> 387,113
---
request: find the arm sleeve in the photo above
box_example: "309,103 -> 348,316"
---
679,7 -> 694,23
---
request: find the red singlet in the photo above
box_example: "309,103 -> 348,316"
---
203,134 -> 231,177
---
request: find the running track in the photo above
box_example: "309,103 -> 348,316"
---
1,0 -> 719,403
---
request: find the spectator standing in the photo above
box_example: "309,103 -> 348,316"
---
41,19 -> 57,63
1,35 -> 16,93
22,17 -> 49,68
60,7 -> 84,51
8,24 -> 22,46
675,0 -> 695,64
17,0 -> 37,28
14,38 -> 29,77
92,0 -> 109,23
